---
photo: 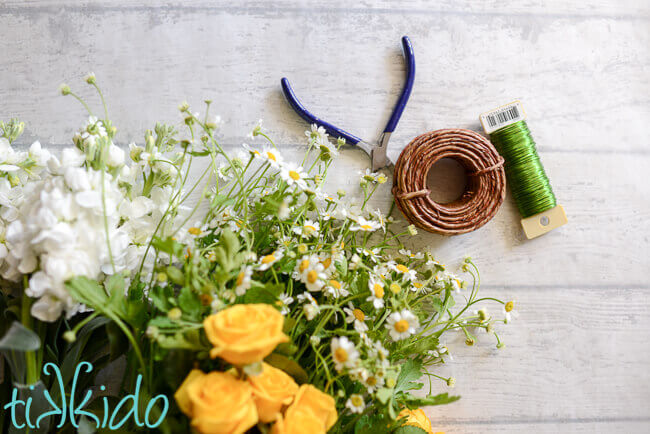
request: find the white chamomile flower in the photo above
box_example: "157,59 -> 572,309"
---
260,146 -> 283,168
357,247 -> 381,263
278,292 -> 294,315
350,216 -> 381,232
280,162 -> 308,190
293,219 -> 320,238
324,278 -> 349,298
305,124 -> 329,144
391,262 -> 417,282
372,208 -> 387,232
248,119 -> 263,140
331,336 -> 359,372
294,255 -> 326,292
242,142 -> 261,158
258,248 -> 284,270
366,276 -> 385,309
448,273 -> 463,291
346,394 -> 365,414
386,309 -> 420,341
344,303 -> 369,333
504,300 -> 519,324
234,266 -> 252,296
361,370 -> 385,393
318,140 -> 339,157
399,249 -> 424,260
360,168 -> 380,183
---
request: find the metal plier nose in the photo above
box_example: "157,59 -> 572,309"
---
281,36 -> 415,171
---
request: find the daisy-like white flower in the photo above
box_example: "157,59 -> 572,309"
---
293,219 -> 320,238
344,303 -> 369,333
357,247 -> 381,263
399,249 -> 424,260
391,262 -> 418,282
242,142 -> 262,158
361,370 -> 385,394
386,309 -> 420,341
297,293 -> 319,320
447,273 -> 463,291
331,336 -> 359,372
294,255 -> 326,292
234,266 -> 252,296
248,119 -> 263,140
504,300 -> 519,324
258,248 -> 284,271
277,292 -> 294,315
260,146 -> 283,168
350,216 -> 381,232
366,276 -> 385,309
411,281 -> 426,292
372,208 -> 387,232
346,394 -> 365,414
360,168 -> 380,183
324,279 -> 349,298
280,162 -> 308,190
305,124 -> 329,144
318,140 -> 339,157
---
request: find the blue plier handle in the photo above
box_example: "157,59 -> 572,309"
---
281,36 -> 415,171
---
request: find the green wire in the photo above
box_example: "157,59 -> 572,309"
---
489,121 -> 556,218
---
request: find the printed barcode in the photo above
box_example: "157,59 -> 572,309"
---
486,106 -> 520,128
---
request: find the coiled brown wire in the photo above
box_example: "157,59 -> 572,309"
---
392,129 -> 506,235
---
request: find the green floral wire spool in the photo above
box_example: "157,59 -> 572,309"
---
480,101 -> 567,239
488,121 -> 556,218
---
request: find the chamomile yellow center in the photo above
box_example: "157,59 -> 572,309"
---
188,227 -> 201,235
321,257 -> 332,269
299,259 -> 310,272
329,280 -> 341,289
266,152 -> 277,161
366,376 -> 377,386
373,284 -> 384,298
307,270 -> 318,284
289,170 -> 300,180
361,224 -> 373,230
304,225 -> 316,233
389,283 -> 401,294
353,308 -> 365,321
334,347 -> 348,363
396,264 -> 409,273
236,272 -> 245,286
505,301 -> 514,312
261,254 -> 276,264
351,395 -> 363,406
394,319 -> 409,333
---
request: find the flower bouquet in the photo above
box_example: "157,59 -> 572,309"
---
0,77 -> 515,433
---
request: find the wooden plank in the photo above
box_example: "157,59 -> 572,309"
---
420,287 -> 650,425
2,0 -> 649,18
0,2 -> 647,154
435,420 -> 650,434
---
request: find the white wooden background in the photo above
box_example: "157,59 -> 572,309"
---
1,1 -> 649,432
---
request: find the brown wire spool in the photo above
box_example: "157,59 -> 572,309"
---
392,129 -> 506,235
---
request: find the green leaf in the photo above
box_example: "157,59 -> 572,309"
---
395,359 -> 423,393
178,287 -> 201,319
407,335 -> 439,356
354,413 -> 391,434
376,387 -> 393,404
211,194 -> 236,209
166,266 -> 185,286
243,288 -> 277,304
394,427 -> 428,434
66,276 -> 109,308
401,392 -> 460,407
0,321 -> 40,352
265,353 -> 308,384
150,285 -> 174,312
152,236 -> 184,257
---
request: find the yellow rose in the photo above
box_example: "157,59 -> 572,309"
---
249,362 -> 299,423
272,384 -> 337,433
398,408 -> 441,434
204,303 -> 289,365
174,369 -> 258,434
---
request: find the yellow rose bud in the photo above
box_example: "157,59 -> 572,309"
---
248,363 -> 299,423
398,408 -> 436,434
174,369 -> 258,434
271,407 -> 323,434
204,304 -> 289,365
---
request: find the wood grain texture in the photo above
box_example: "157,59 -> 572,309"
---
1,1 -> 649,432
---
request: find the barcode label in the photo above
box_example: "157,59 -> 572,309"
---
479,101 -> 526,134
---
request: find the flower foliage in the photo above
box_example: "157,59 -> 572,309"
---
0,78 -> 516,433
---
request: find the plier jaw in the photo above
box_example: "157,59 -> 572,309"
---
281,36 -> 415,171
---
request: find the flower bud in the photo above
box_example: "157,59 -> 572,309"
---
447,377 -> 456,387
465,337 -> 475,346
167,307 -> 182,321
84,72 -> 96,84
59,84 -> 71,96
63,330 -> 76,343
407,225 -> 418,236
